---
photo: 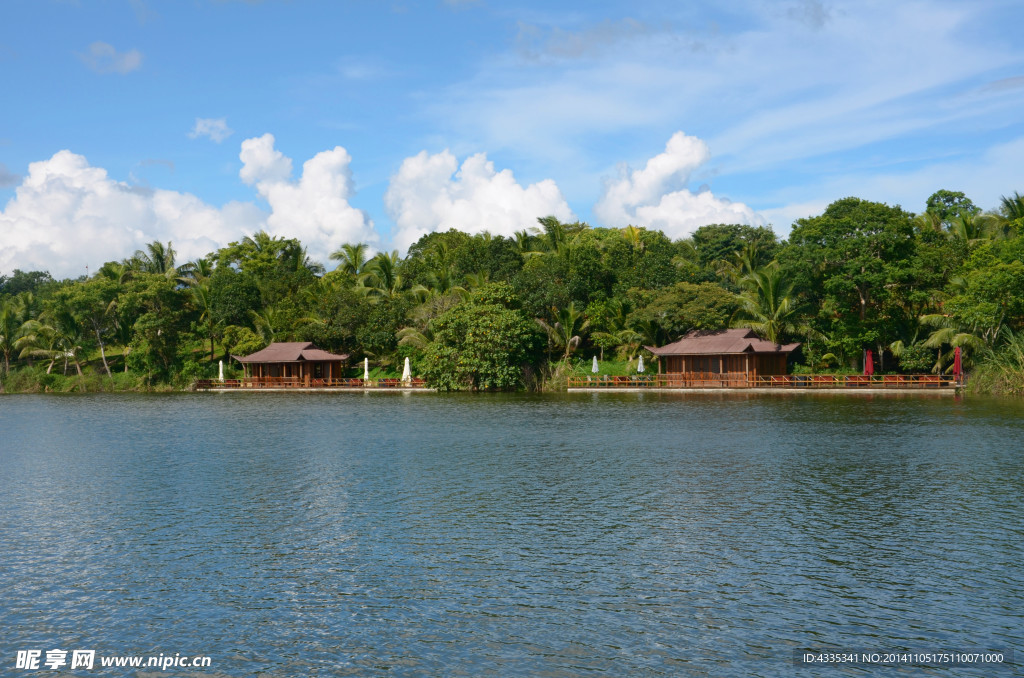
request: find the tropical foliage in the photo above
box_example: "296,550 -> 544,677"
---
2,189 -> 1024,393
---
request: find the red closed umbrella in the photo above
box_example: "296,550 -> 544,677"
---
864,349 -> 874,376
953,346 -> 962,381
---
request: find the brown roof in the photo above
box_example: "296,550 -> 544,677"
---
235,342 -> 349,363
647,329 -> 800,356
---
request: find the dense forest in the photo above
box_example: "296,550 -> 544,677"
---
2,190 -> 1024,394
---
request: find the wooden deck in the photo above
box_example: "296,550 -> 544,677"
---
195,377 -> 429,390
568,374 -> 959,390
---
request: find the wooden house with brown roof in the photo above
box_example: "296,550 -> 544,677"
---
647,329 -> 800,386
234,342 -> 349,385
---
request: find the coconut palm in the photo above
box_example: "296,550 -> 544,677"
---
716,241 -> 767,286
513,229 -> 538,258
396,326 -> 433,350
132,241 -> 177,277
280,241 -> 324,275
249,306 -> 285,345
359,251 -> 405,300
731,263 -> 804,345
0,301 -> 23,375
15,321 -> 62,374
913,211 -> 944,233
671,240 -> 699,271
191,281 -> 219,361
531,216 -> 573,259
622,225 -> 645,252
243,230 -> 283,254
464,270 -> 490,291
177,257 -> 214,287
98,261 -> 134,284
16,309 -> 86,376
998,191 -> 1024,224
947,213 -> 1005,245
329,242 -> 370,277
535,303 -> 590,362
921,313 -> 1001,373
589,298 -> 633,361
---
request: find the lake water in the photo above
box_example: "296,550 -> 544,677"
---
1,392 -> 1022,676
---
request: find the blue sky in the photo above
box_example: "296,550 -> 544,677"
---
2,0 -> 1023,278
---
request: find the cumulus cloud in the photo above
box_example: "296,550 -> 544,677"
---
594,132 -> 760,238
0,151 -> 262,278
189,117 -> 234,143
238,134 -> 376,261
384,149 -> 574,252
78,41 -> 143,74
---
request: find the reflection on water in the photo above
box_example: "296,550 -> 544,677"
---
1,392 -> 1022,676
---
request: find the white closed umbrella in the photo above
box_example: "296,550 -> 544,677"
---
592,356 -> 599,373
402,357 -> 412,385
363,357 -> 369,382
637,355 -> 645,373
218,360 -> 224,382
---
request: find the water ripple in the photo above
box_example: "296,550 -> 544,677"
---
1,392 -> 1022,676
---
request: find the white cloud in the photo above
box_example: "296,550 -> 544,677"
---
189,118 -> 234,143
759,134 -> 1024,236
384,149 -> 574,251
594,132 -> 760,238
1,136 -> 380,279
238,134 -> 377,261
429,1 -> 1022,204
1,135 -> 387,278
0,150 -> 262,279
78,41 -> 142,74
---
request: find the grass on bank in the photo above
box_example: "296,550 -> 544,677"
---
538,356 -> 649,391
967,331 -> 1024,395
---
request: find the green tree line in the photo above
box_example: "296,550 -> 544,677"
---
2,189 -> 1024,393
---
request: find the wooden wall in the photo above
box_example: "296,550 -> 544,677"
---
661,354 -> 788,377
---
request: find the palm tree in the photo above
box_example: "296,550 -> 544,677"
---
513,229 -> 538,259
396,326 -> 433,350
622,225 -> 645,252
132,241 -> 177,277
330,242 -> 370,277
671,240 -> 699,271
913,211 -> 944,233
0,301 -> 22,376
15,321 -> 62,374
921,312 -> 1001,373
191,281 -> 219,361
998,191 -> 1024,224
413,242 -> 467,300
947,213 -> 1000,245
531,216 -> 573,259
359,251 -> 405,300
249,306 -> 283,345
16,309 -> 86,376
177,257 -> 214,287
98,261 -> 134,284
716,241 -> 766,286
631,318 -> 668,354
589,298 -> 633,360
243,230 -> 283,254
280,241 -> 324,275
464,270 -> 490,291
535,303 -> 590,362
731,263 -> 803,345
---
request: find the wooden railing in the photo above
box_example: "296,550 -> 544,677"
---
195,377 -> 428,390
566,374 -> 959,389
